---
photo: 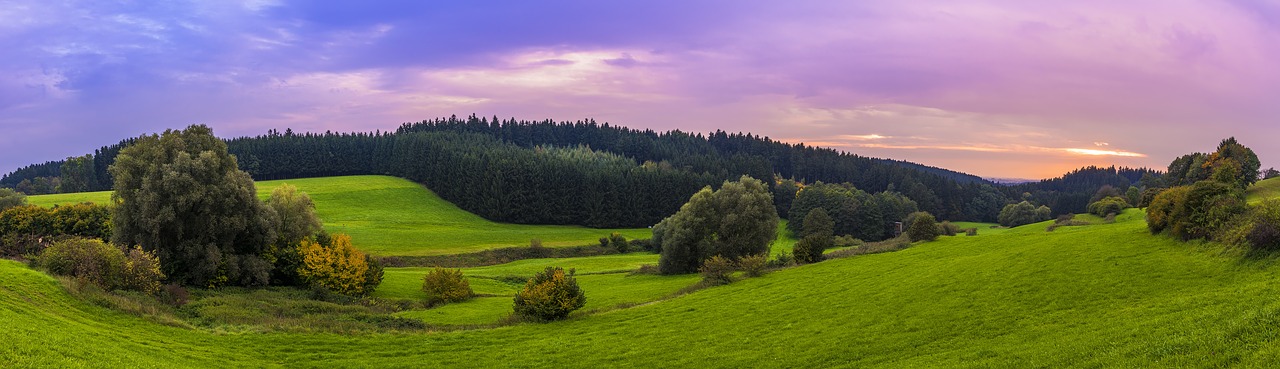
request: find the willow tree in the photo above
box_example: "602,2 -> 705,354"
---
110,125 -> 277,287
654,175 -> 778,274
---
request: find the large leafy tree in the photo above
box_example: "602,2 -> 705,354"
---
1203,137 -> 1260,190
109,125 -> 278,287
58,154 -> 97,193
655,175 -> 778,274
265,183 -> 323,285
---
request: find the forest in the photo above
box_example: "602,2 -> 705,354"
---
1,115 -> 1165,226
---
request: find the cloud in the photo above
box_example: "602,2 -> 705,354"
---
1061,148 -> 1147,158
1,0 -> 1279,179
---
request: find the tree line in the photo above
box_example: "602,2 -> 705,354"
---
4,115 -> 1179,227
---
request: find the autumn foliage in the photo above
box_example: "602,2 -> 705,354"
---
298,234 -> 372,296
422,267 -> 473,305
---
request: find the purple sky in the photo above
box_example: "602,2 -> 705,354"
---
3,1 -> 1280,179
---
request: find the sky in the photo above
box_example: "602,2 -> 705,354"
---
3,1 -> 1280,180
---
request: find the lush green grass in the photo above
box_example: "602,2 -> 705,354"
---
949,221 -> 1010,235
24,191 -> 111,207
26,176 -> 652,256
374,253 -> 698,326
21,203 -> 1280,366
1247,177 -> 1280,204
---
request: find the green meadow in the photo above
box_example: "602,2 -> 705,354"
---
10,202 -> 1280,366
26,175 -> 651,256
12,177 -> 1280,367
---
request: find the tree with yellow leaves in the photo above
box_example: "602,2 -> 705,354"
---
297,234 -> 370,296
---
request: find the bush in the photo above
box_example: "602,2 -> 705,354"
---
38,238 -> 161,294
0,203 -> 111,249
1,233 -> 59,259
1087,196 -> 1131,217
422,267 -> 473,305
158,283 -> 190,307
906,212 -> 940,242
1146,186 -> 1190,234
297,234 -> 371,296
833,235 -> 862,247
739,253 -> 768,277
121,246 -> 165,295
939,221 -> 960,236
998,201 -> 1052,227
698,255 -> 735,285
607,232 -> 629,253
513,267 -> 586,321
363,255 -> 384,295
630,238 -> 657,253
793,235 -> 828,264
0,188 -> 26,211
39,238 -> 125,290
768,250 -> 795,268
965,228 -> 978,236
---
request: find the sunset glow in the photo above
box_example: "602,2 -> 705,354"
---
3,1 -> 1278,179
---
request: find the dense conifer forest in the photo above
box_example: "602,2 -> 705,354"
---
0,115 -> 1160,226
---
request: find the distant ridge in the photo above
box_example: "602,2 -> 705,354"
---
870,158 -> 991,185
984,177 -> 1038,185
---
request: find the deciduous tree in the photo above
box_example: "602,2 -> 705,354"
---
109,125 -> 277,287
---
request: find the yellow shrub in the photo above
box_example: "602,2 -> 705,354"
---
297,234 -> 370,296
422,267 -> 472,305
513,267 -> 585,321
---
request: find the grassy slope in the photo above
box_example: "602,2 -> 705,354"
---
12,207 -> 1280,367
1247,177 -> 1280,204
26,176 -> 651,256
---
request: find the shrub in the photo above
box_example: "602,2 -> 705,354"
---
630,238 -> 657,253
39,238 -> 126,290
632,264 -> 660,275
939,221 -> 960,236
998,201 -> 1052,227
1087,196 -> 1131,217
793,236 -> 828,264
965,228 -> 978,236
768,250 -> 795,268
422,267 -> 473,305
513,267 -> 586,321
0,188 -> 26,211
698,255 -> 736,285
1182,180 -> 1247,240
1146,186 -> 1190,234
158,283 -> 190,307
906,212 -> 940,242
739,253 -> 768,277
610,232 -> 629,253
833,235 -> 862,247
363,255 -> 385,294
297,234 -> 371,296
121,246 -> 165,295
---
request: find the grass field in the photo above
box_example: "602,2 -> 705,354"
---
1247,177 -> 1280,204
374,253 -> 699,326
15,180 -> 1280,367
26,176 -> 652,256
13,205 -> 1280,367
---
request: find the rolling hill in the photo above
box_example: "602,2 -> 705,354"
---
25,176 -> 652,256
9,198 -> 1280,366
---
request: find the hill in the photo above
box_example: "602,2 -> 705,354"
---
1247,177 -> 1280,204
12,203 -> 1280,366
26,175 -> 651,256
